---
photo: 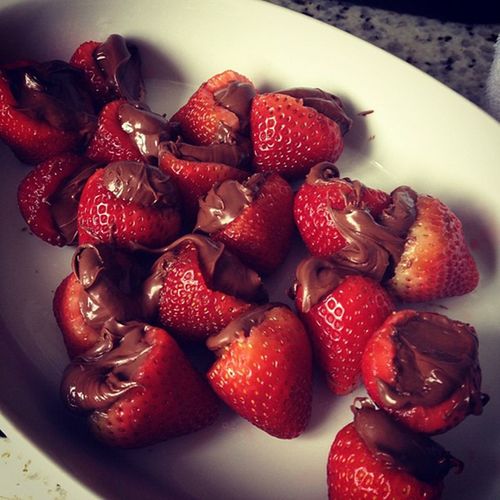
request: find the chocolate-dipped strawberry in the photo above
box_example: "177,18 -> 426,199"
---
77,161 -> 181,251
207,304 -> 312,439
142,234 -> 267,342
17,153 -> 97,246
53,244 -> 146,358
293,256 -> 394,395
250,89 -> 351,179
328,399 -> 462,499
158,139 -> 251,223
0,60 -> 97,164
86,99 -> 172,164
70,33 -> 144,105
61,319 -> 219,448
362,310 -> 488,434
195,172 -> 294,275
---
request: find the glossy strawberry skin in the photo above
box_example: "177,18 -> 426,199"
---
207,306 -> 312,439
0,66 -> 83,164
17,153 -> 92,246
155,241 -> 255,342
207,174 -> 295,275
327,421 -> 442,500
53,273 -> 101,358
89,326 -> 219,448
170,69 -> 253,146
250,93 -> 344,179
77,167 -> 181,250
294,179 -> 390,257
361,309 -> 484,434
296,275 -> 394,395
85,99 -> 143,163
389,195 -> 479,302
158,147 -> 248,223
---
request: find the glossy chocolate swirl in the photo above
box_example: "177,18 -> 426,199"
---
214,81 -> 256,132
61,321 -> 152,412
94,34 -> 144,102
305,161 -> 341,185
142,234 -> 267,319
195,173 -> 268,234
377,312 -> 485,411
3,60 -> 96,136
206,303 -> 279,355
280,87 -> 353,135
102,161 -> 178,208
353,400 -> 462,483
294,257 -> 343,313
118,103 -> 171,163
379,186 -> 418,237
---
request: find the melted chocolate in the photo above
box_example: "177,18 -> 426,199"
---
305,162 -> 340,185
195,173 -> 268,234
280,87 -> 352,135
101,161 -> 178,208
61,321 -> 152,413
49,163 -> 98,244
141,235 -> 267,319
377,312 -> 484,410
94,34 -> 144,102
213,81 -> 256,131
3,60 -> 96,136
160,139 -> 251,168
379,186 -> 418,237
353,401 -> 462,483
206,303 -> 279,355
118,103 -> 171,163
294,257 -> 343,313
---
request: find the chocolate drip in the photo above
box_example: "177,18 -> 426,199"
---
94,34 -> 144,102
353,400 -> 462,484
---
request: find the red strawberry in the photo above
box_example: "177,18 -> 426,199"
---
250,89 -> 349,179
387,194 -> 479,302
158,140 -> 250,223
77,161 -> 181,251
142,234 -> 267,342
195,172 -> 294,275
85,99 -> 166,163
17,153 -> 97,246
0,61 -> 96,164
70,34 -> 144,105
207,304 -> 312,439
61,320 -> 219,448
361,310 -> 488,434
53,244 -> 146,358
170,69 -> 255,145
293,257 -> 394,395
293,162 -> 390,257
327,400 -> 462,499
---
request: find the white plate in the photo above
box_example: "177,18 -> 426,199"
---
0,0 -> 499,498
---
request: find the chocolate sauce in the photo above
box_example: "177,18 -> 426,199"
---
214,81 -> 256,131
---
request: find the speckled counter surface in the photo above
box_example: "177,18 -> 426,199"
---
266,0 -> 500,111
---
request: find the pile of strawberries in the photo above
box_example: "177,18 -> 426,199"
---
0,34 -> 489,498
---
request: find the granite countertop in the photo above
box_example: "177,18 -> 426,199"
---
267,0 -> 500,112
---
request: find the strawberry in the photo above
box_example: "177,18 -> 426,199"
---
85,99 -> 170,164
195,172 -> 294,275
158,139 -> 250,223
250,89 -> 349,179
77,161 -> 181,251
206,304 -> 312,439
61,320 -> 219,448
293,162 -> 390,257
0,60 -> 96,164
387,194 -> 479,302
169,69 -> 255,146
69,34 -> 144,105
327,399 -> 462,499
53,244 -> 146,358
17,153 -> 97,246
142,234 -> 267,342
293,257 -> 394,395
361,310 -> 488,434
